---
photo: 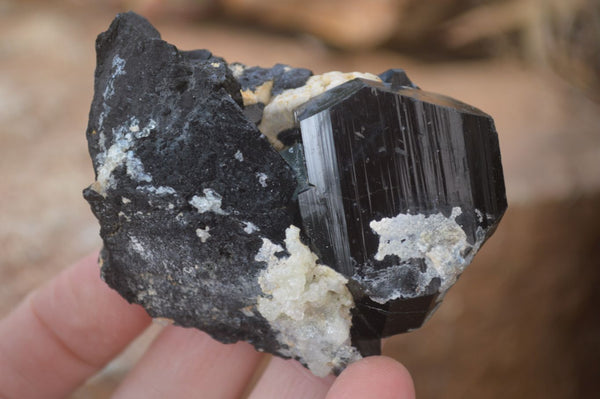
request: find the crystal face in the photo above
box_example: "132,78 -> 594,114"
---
83,12 -> 507,376
295,76 -> 506,354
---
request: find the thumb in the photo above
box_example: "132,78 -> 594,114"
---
326,356 -> 415,399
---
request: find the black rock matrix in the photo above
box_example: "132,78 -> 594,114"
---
84,12 -> 506,376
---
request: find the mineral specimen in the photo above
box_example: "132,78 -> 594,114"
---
84,12 -> 507,376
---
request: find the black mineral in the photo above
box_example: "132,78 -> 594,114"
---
84,12 -> 507,376
84,12 -> 296,352
295,78 -> 506,354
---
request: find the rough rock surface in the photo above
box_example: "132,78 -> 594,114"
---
84,12 -> 506,376
84,11 -> 297,355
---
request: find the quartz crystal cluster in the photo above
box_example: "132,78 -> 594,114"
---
84,12 -> 507,376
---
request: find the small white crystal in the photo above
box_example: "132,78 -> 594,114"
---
242,221 -> 259,234
256,172 -> 268,188
195,226 -> 211,243
189,189 -> 228,215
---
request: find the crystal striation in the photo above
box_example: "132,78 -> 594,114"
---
294,76 -> 506,353
84,12 -> 507,376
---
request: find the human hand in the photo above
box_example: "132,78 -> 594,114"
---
0,253 -> 415,398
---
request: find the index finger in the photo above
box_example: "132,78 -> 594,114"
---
0,252 -> 151,399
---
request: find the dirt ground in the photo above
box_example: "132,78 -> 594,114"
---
1,2 -> 599,398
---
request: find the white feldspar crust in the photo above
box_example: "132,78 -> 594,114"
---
189,188 -> 228,215
97,55 -> 126,131
256,172 -> 268,188
228,63 -> 245,79
129,236 -> 145,256
195,226 -> 211,243
242,221 -> 259,234
92,117 -> 156,196
137,185 -> 176,195
255,226 -> 361,377
257,71 -> 381,147
91,54 -> 161,197
102,55 -> 126,101
368,207 -> 484,302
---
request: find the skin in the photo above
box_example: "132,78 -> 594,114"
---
0,253 -> 415,399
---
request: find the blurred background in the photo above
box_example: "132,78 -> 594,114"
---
1,0 -> 599,397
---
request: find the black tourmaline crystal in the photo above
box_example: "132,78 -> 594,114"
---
84,12 -> 506,376
295,75 -> 506,355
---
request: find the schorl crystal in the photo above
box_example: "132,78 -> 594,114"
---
295,76 -> 506,354
84,12 -> 506,376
